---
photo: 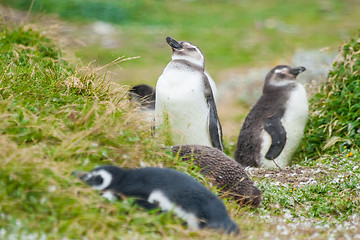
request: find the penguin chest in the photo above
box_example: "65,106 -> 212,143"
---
261,84 -> 308,168
155,70 -> 211,146
281,84 -> 309,150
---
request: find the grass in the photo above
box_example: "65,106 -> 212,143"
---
297,30 -> 360,159
3,0 -> 360,87
1,11 -> 360,240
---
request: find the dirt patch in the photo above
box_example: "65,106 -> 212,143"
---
246,166 -> 329,188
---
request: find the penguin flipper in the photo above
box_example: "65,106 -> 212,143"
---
203,75 -> 224,151
264,111 -> 286,160
208,100 -> 223,151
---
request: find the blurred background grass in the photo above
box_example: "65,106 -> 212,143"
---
3,0 -> 360,86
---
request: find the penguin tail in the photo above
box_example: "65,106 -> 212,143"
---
207,218 -> 240,236
224,219 -> 240,236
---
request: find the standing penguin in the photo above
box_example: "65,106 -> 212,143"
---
234,65 -> 308,169
155,37 -> 224,151
72,165 -> 239,235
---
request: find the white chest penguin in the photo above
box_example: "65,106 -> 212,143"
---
155,37 -> 223,151
235,65 -> 308,169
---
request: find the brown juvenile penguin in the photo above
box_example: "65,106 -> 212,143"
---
234,65 -> 308,169
171,144 -> 262,207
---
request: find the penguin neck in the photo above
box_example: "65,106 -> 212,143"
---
171,55 -> 205,69
105,168 -> 128,188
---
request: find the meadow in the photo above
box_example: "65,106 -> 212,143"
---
0,1 -> 359,239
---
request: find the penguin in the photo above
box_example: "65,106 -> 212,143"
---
72,165 -> 239,235
171,144 -> 262,207
128,84 -> 156,110
128,79 -> 217,113
204,70 -> 218,103
234,65 -> 308,169
155,37 -> 224,151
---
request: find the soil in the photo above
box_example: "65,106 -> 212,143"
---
247,165 -> 327,188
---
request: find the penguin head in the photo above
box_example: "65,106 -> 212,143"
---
166,36 -> 205,68
128,84 -> 156,109
72,165 -> 124,191
265,65 -> 306,87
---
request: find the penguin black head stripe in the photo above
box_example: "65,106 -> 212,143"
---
72,165 -> 239,235
73,166 -> 121,191
235,65 -> 308,169
265,65 -> 306,87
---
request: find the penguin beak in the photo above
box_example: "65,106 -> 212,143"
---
72,171 -> 91,181
289,66 -> 306,76
166,36 -> 183,50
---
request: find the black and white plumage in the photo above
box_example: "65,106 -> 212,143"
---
235,65 -> 308,169
171,144 -> 262,207
128,84 -> 156,110
72,165 -> 239,235
155,37 -> 224,151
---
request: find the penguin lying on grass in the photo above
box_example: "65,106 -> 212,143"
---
171,144 -> 262,207
72,165 -> 239,235
235,65 -> 308,169
155,37 -> 223,151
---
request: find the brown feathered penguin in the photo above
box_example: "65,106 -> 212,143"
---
171,144 -> 262,207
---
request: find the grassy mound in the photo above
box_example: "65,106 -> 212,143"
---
300,30 -> 360,158
0,24 -> 194,239
1,21 -> 360,239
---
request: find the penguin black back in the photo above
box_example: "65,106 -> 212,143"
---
73,165 -> 239,235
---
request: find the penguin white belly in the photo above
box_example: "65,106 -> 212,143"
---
155,69 -> 212,147
148,190 -> 199,230
261,84 -> 308,169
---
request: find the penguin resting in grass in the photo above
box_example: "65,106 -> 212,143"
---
234,65 -> 308,169
155,36 -> 223,151
171,144 -> 262,207
72,165 -> 239,235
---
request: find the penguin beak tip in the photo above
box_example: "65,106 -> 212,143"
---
72,171 -> 88,180
166,36 -> 183,50
290,66 -> 306,76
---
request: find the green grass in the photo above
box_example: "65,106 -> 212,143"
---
297,30 -> 360,159
1,16 -> 360,240
258,150 -> 360,221
0,24 -> 176,239
3,0 -> 360,86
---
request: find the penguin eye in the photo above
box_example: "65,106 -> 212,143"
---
89,175 -> 104,186
187,47 -> 197,52
278,73 -> 287,78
